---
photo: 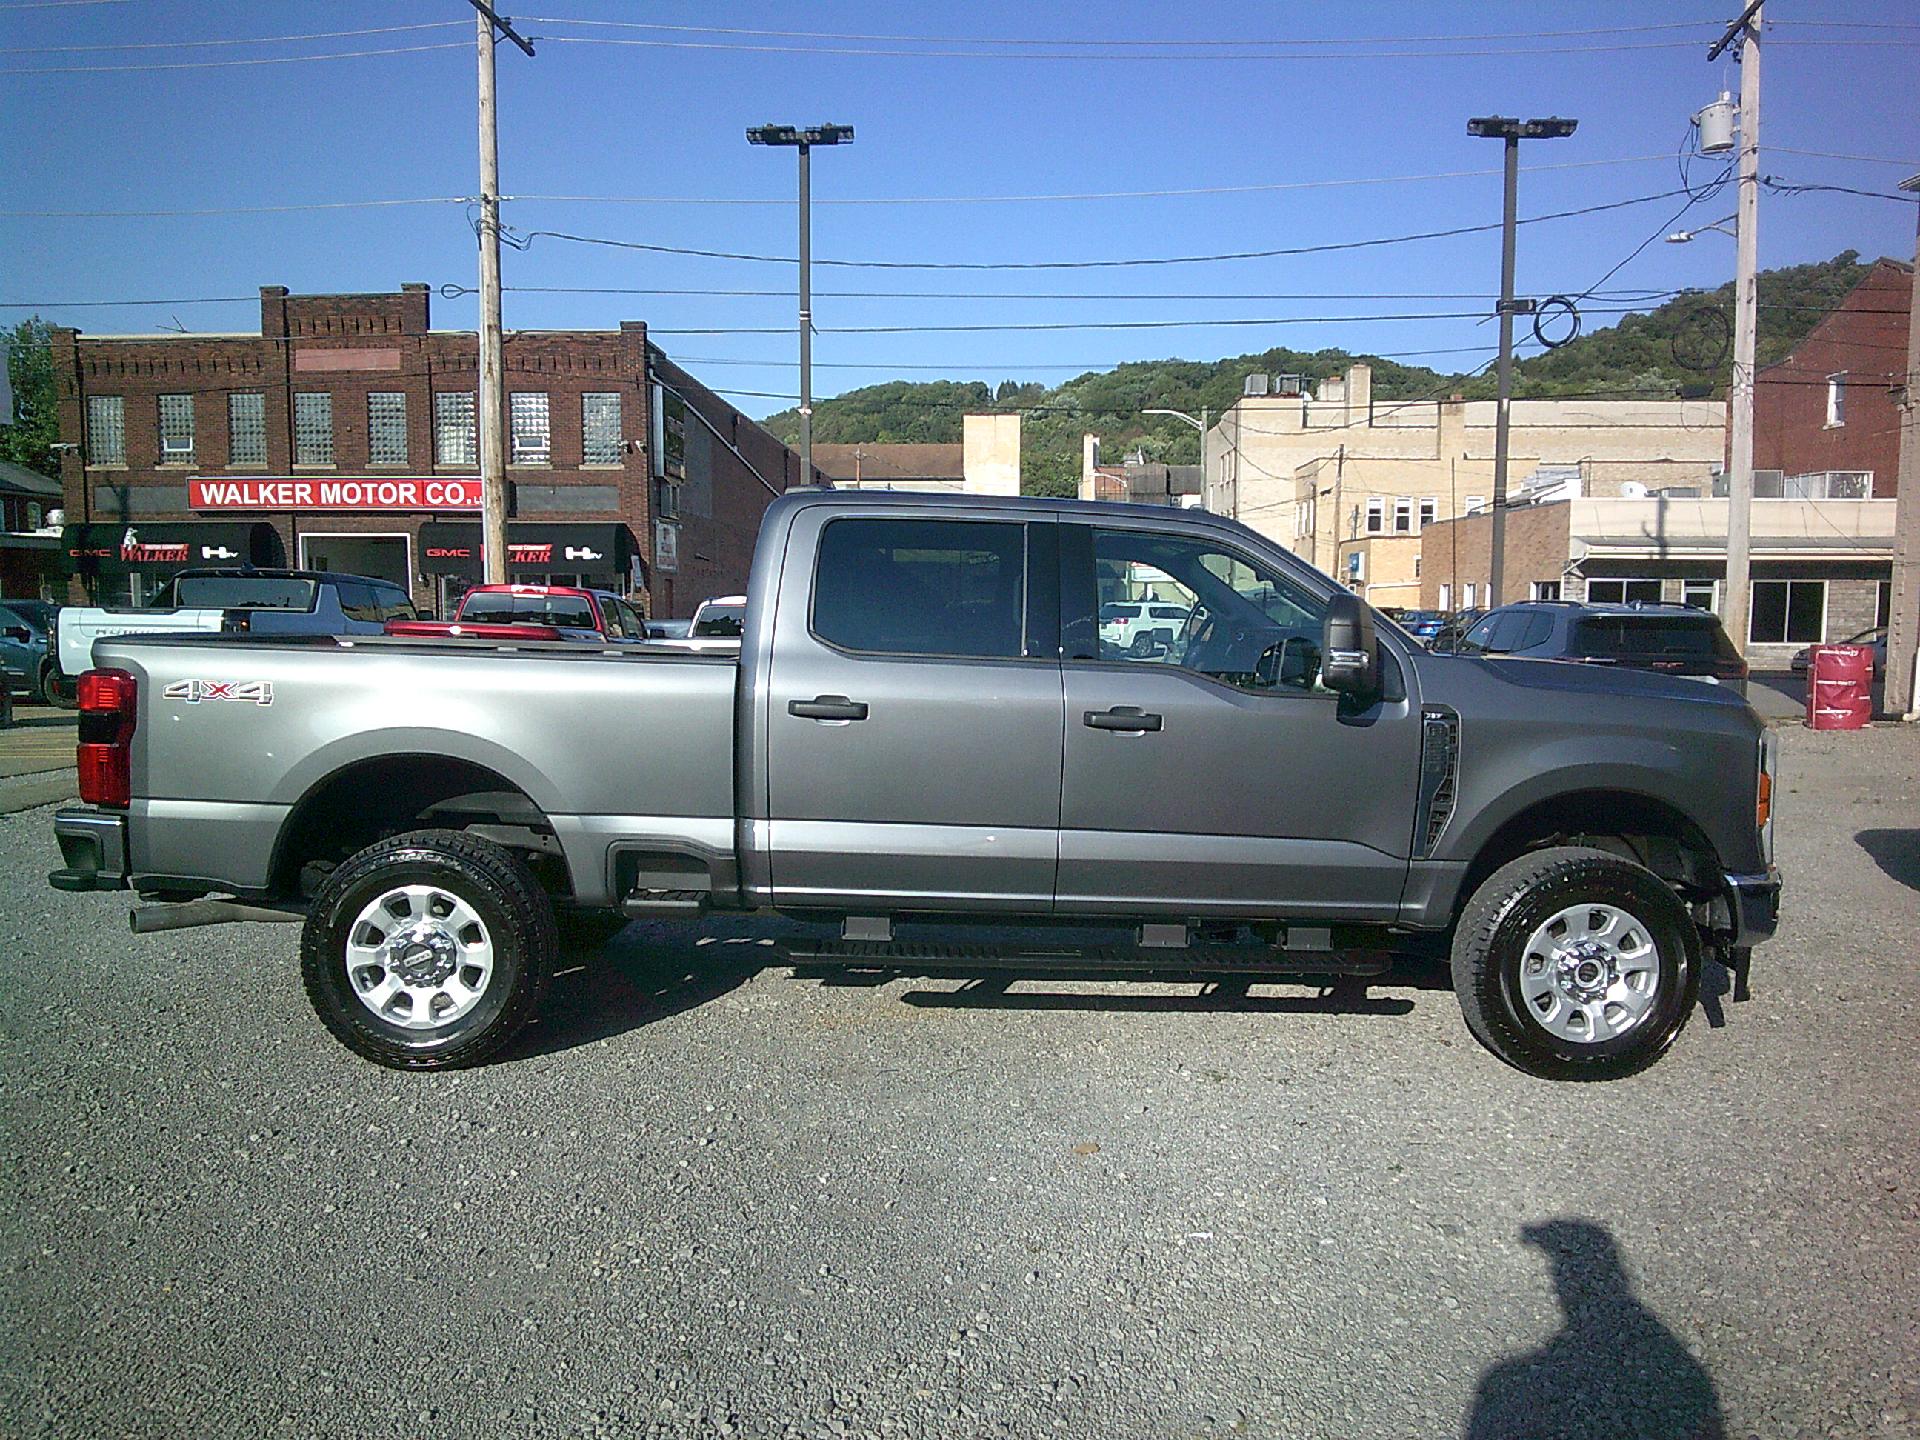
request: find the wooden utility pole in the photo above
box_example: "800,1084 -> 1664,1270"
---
470,3 -> 533,584
1711,1 -> 1763,656
1884,173 -> 1920,718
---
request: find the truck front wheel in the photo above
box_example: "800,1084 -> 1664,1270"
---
1450,846 -> 1699,1081
301,829 -> 556,1069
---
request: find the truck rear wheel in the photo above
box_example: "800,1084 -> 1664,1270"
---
301,828 -> 556,1070
1450,846 -> 1699,1081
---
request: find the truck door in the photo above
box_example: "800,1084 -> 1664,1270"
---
1055,521 -> 1421,919
765,511 -> 1064,912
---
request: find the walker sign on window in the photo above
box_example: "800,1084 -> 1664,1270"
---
189,477 -> 483,511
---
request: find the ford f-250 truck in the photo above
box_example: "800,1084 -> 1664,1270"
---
48,491 -> 1780,1080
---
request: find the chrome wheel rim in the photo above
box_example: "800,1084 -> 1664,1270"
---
343,884 -> 495,1031
1517,902 -> 1662,1045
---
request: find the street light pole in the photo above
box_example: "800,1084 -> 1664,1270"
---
748,124 -> 854,484
1141,406 -> 1209,505
1468,115 -> 1577,608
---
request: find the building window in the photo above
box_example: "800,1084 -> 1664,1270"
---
582,392 -> 623,465
434,392 -> 477,466
294,393 -> 334,466
1826,373 -> 1846,428
1879,581 -> 1892,629
157,394 -> 195,465
1463,582 -> 1476,608
228,392 -> 266,466
1683,579 -> 1719,612
1419,496 -> 1437,529
1438,584 -> 1452,610
1393,497 -> 1413,534
1364,497 -> 1385,534
1750,580 -> 1825,645
1464,494 -> 1487,515
1587,579 -> 1663,605
86,395 -> 125,465
510,392 -> 550,464
1414,557 -> 1422,579
1532,581 -> 1561,601
367,392 -> 408,465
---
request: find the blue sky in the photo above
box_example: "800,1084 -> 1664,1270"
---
3,0 -> 1916,419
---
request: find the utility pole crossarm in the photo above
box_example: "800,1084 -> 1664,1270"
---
466,0 -> 535,56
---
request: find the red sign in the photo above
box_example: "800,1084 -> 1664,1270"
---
189,477 -> 483,511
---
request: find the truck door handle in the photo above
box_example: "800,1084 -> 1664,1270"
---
1083,706 -> 1162,733
789,695 -> 869,722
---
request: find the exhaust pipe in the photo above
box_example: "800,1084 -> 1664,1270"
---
129,900 -> 303,934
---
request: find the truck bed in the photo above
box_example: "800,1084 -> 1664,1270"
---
93,632 -> 739,905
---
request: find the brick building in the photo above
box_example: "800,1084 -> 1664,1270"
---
1753,256 -> 1910,499
49,285 -> 811,617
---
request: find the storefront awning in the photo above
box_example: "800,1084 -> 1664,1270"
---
58,521 -> 286,576
418,522 -> 640,582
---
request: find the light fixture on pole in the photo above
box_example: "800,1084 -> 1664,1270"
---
1665,217 -> 1736,245
748,123 -> 854,485
1467,115 -> 1578,608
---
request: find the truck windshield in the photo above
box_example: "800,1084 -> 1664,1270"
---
169,577 -> 317,611
460,593 -> 598,629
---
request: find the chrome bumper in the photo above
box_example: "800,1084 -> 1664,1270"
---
1723,869 -> 1781,948
49,807 -> 129,892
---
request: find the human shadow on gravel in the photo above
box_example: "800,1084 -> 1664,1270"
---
1465,1220 -> 1723,1440
1856,829 -> 1920,893
504,922 -> 774,1060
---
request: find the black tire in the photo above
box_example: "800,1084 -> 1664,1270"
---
0,685 -> 12,729
1450,845 -> 1700,1081
300,828 -> 556,1070
42,665 -> 77,710
1129,633 -> 1153,657
32,661 -> 55,706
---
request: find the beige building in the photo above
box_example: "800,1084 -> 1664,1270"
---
1203,364 -> 1727,609
813,413 -> 1021,494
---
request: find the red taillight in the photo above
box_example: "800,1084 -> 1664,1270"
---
77,667 -> 137,808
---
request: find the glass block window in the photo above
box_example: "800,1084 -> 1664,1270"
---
582,392 -> 623,465
294,392 -> 334,466
158,394 -> 195,465
368,392 -> 408,465
434,392 -> 477,466
86,395 -> 126,465
228,392 -> 266,466
509,392 -> 550,464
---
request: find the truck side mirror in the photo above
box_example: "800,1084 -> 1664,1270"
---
1321,591 -> 1378,697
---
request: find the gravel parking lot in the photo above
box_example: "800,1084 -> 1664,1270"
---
2,722 -> 1916,1440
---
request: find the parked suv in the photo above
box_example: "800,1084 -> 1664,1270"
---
1100,600 -> 1193,656
1444,601 -> 1748,687
1,600 -> 57,703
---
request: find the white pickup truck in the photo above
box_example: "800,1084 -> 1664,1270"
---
54,569 -> 415,692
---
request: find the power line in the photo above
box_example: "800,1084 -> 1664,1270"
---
1760,176 -> 1920,204
517,185 -> 1705,272
1767,146 -> 1920,167
485,284 -> 1686,303
2,42 -> 470,76
643,305 -> 1662,337
0,197 -> 470,219
523,16 -> 1719,46
531,34 -> 1717,61
504,154 -> 1671,207
0,22 -> 468,54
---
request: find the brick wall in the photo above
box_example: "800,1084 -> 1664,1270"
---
51,287 -> 804,614
1753,258 -> 1910,497
1419,503 -> 1572,608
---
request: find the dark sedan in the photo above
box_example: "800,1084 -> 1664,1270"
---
1790,626 -> 1885,677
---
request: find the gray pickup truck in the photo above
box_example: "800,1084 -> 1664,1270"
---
49,490 -> 1780,1079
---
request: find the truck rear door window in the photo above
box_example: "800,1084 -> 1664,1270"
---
171,576 -> 317,611
812,517 -> 1026,658
460,593 -> 598,629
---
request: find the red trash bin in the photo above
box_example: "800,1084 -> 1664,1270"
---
1806,643 -> 1873,729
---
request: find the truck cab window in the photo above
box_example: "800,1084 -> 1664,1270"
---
812,517 -> 1027,658
1089,528 -> 1327,693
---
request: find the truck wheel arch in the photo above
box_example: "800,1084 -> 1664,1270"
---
269,754 -> 563,902
1453,788 -> 1725,917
